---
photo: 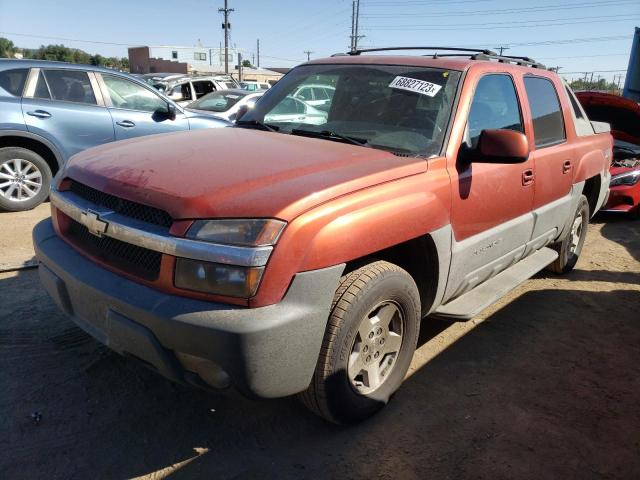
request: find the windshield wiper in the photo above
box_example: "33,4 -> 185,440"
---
235,119 -> 279,132
290,129 -> 368,147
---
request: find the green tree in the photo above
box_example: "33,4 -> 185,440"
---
0,37 -> 16,58
242,59 -> 253,68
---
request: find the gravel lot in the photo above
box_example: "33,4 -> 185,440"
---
0,209 -> 639,479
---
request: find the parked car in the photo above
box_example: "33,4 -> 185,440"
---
575,91 -> 640,218
0,60 -> 229,211
292,83 -> 335,111
239,81 -> 270,92
263,96 -> 328,125
163,75 -> 240,106
34,48 -> 611,424
186,89 -> 264,122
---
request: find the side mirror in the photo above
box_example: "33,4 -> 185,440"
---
476,129 -> 529,163
236,104 -> 249,121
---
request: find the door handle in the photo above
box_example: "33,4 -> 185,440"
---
563,160 -> 572,174
522,169 -> 534,186
26,110 -> 51,119
116,120 -> 135,128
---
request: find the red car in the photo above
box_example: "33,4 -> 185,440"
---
576,91 -> 640,218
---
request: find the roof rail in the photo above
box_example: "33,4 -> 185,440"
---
335,46 -> 546,69
343,46 -> 497,56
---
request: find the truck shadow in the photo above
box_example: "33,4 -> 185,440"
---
594,212 -> 640,262
2,267 -> 639,479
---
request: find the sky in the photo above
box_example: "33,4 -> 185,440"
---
0,0 -> 638,84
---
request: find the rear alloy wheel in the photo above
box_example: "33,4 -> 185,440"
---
0,147 -> 52,212
547,194 -> 589,274
299,261 -> 420,424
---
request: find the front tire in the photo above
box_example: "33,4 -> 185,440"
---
547,195 -> 589,274
299,261 -> 420,424
0,147 -> 52,212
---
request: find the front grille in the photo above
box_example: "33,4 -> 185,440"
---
68,180 -> 173,228
67,219 -> 162,281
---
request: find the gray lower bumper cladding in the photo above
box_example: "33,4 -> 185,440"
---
33,219 -> 344,398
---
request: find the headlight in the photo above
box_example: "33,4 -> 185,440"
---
176,219 -> 286,297
175,259 -> 264,297
186,219 -> 286,246
610,170 -> 640,187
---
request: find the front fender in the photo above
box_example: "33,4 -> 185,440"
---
251,158 -> 452,307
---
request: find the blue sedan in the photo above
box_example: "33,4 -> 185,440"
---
0,60 -> 228,211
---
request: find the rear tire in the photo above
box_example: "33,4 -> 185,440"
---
0,147 -> 52,212
298,261 -> 420,424
547,195 -> 589,274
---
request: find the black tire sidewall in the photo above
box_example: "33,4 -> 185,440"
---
561,196 -> 590,272
0,147 -> 52,211
324,269 -> 420,423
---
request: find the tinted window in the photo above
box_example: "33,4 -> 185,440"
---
103,75 -> 166,112
524,76 -> 566,147
0,68 -> 28,96
43,70 -> 96,105
467,75 -> 524,148
33,71 -> 51,99
468,74 -> 523,148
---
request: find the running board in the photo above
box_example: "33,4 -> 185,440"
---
432,247 -> 558,321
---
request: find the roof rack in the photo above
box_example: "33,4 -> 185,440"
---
336,46 -> 546,69
342,46 -> 497,56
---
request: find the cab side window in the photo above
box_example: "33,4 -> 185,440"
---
467,74 -> 523,148
523,76 -> 566,147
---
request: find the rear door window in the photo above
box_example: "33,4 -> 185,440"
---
0,68 -> 28,96
523,76 -> 566,147
41,70 -> 97,105
467,74 -> 523,148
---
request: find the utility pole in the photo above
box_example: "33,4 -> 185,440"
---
354,0 -> 361,51
256,38 -> 260,68
349,0 -> 364,52
495,46 -> 510,56
237,52 -> 242,81
304,50 -> 313,61
219,0 -> 234,74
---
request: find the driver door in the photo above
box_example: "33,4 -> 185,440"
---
444,73 -> 535,301
98,74 -> 189,140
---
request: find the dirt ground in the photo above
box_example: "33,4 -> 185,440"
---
0,211 -> 639,480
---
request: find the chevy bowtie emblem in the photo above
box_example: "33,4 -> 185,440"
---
81,209 -> 109,237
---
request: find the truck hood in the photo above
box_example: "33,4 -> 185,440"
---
63,128 -> 427,220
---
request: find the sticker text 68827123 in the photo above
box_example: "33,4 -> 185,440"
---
389,76 -> 442,97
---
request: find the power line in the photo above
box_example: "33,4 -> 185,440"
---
360,0 -> 639,17
362,13 -> 639,30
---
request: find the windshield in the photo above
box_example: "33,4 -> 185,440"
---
188,91 -> 248,112
238,64 -> 461,156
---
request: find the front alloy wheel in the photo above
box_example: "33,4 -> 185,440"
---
348,300 -> 403,395
299,261 -> 420,424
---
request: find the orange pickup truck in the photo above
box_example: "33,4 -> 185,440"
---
33,47 -> 612,423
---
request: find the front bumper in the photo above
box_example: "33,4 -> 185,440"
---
34,219 -> 344,398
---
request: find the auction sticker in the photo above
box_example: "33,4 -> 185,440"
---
389,76 -> 442,97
